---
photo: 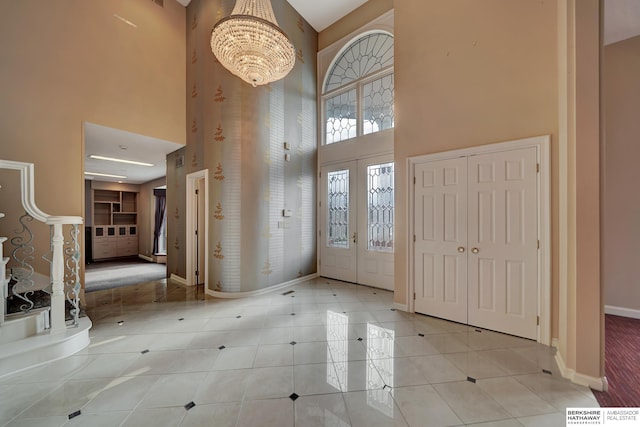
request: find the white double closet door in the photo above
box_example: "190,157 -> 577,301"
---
320,155 -> 395,291
414,147 -> 539,339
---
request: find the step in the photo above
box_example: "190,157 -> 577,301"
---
0,315 -> 91,379
1,308 -> 50,345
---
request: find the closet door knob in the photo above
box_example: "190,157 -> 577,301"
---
471,247 -> 479,254
457,247 -> 465,253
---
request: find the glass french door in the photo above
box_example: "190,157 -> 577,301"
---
320,155 -> 395,290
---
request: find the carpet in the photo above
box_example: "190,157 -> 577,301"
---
85,259 -> 167,292
592,314 -> 640,407
6,276 -> 51,314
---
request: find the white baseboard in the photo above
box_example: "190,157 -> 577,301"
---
138,254 -> 153,263
169,274 -> 188,286
392,302 -> 408,312
551,337 -> 559,348
604,305 -> 640,320
204,273 -> 319,299
554,351 -> 608,392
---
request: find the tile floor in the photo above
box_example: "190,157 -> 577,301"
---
0,277 -> 599,426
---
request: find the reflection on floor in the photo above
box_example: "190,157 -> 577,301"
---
85,258 -> 166,292
0,278 -> 599,427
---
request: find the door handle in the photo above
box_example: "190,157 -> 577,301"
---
471,247 -> 479,254
352,232 -> 357,244
457,246 -> 465,253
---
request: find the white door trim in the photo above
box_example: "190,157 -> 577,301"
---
186,169 -> 209,288
407,135 -> 551,345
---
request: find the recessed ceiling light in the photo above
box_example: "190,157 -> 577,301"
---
89,155 -> 154,167
84,172 -> 127,179
113,14 -> 137,28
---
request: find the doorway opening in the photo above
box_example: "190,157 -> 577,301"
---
83,122 -> 182,292
186,170 -> 208,288
320,154 -> 395,290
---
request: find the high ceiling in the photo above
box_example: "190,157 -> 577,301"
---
84,123 -> 182,185
85,0 -> 640,185
286,0 -> 367,31
174,0 -> 366,31
175,0 -> 640,40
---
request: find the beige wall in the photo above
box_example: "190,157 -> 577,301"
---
318,0 -> 393,50
603,35 -> 640,313
573,0 -> 602,382
394,0 -> 559,316
0,0 -> 185,276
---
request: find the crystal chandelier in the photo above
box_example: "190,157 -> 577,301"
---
210,0 -> 296,87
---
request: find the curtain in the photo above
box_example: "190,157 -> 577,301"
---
153,189 -> 167,255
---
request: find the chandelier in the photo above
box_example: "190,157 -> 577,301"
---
210,0 -> 296,87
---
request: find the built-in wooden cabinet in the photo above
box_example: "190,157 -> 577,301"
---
116,225 -> 138,257
93,189 -> 138,226
91,186 -> 139,260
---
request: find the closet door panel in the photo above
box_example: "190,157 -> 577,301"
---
414,158 -> 468,324
467,148 -> 538,340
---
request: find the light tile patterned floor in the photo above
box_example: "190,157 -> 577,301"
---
0,278 -> 599,426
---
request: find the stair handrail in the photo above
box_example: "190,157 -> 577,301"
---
0,159 -> 82,225
1,159 -> 82,331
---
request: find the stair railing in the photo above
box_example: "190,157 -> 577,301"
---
0,159 -> 83,331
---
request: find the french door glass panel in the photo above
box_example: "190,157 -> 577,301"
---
327,169 -> 350,249
366,162 -> 394,252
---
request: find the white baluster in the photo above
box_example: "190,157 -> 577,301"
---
0,160 -> 82,330
49,223 -> 66,332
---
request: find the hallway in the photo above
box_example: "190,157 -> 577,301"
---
0,278 -> 598,426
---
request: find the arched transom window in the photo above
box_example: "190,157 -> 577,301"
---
323,32 -> 395,145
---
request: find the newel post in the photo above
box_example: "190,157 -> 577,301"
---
49,223 -> 66,332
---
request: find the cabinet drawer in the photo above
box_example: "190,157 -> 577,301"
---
116,236 -> 138,256
93,240 -> 116,259
116,237 -> 137,249
117,246 -> 138,257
